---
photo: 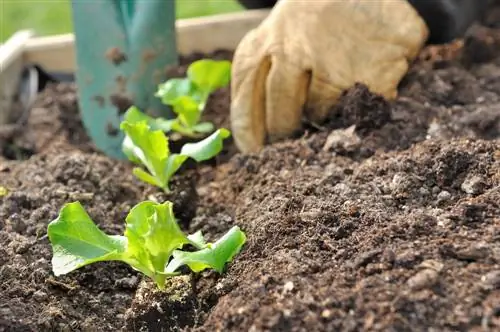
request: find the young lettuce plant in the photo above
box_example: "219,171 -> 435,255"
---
120,120 -> 230,192
155,59 -> 232,137
47,200 -> 246,290
121,106 -> 176,133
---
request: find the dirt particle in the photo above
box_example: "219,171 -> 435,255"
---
352,249 -> 383,269
109,93 -> 133,115
142,49 -> 157,63
105,47 -> 128,65
115,276 -> 139,290
451,203 -> 488,224
418,39 -> 464,64
124,277 -> 207,331
321,309 -> 332,319
68,192 -> 94,201
440,243 -> 491,262
390,172 -> 421,198
481,271 -> 500,290
115,75 -> 127,92
461,174 -> 487,195
418,259 -> 444,272
461,25 -> 500,65
106,122 -> 119,137
283,281 -> 294,293
6,213 -> 27,233
394,250 -> 419,268
437,190 -> 452,203
32,290 -> 48,302
322,125 -> 361,154
454,244 -> 491,262
407,268 -> 439,290
326,83 -> 392,136
92,95 -> 105,107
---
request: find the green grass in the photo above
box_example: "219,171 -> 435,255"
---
1,0 -> 243,42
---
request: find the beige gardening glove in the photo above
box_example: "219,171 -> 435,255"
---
230,0 -> 429,153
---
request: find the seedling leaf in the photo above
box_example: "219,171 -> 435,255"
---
166,226 -> 246,274
121,122 -> 230,192
164,154 -> 189,186
172,96 -> 201,128
180,128 -> 231,162
124,201 -> 192,277
123,106 -> 175,133
151,59 -> 232,137
120,121 -> 170,190
187,230 -> 207,249
47,202 -> 127,276
132,167 -> 162,188
156,78 -> 202,105
192,122 -> 215,134
187,59 -> 232,95
123,106 -> 152,124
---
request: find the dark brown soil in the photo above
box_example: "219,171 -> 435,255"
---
1,16 -> 500,332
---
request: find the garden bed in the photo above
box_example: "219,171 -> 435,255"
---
1,16 -> 500,332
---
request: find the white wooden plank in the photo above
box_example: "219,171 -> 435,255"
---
21,9 -> 270,72
0,30 -> 35,123
0,30 -> 34,70
22,34 -> 75,73
176,9 -> 269,54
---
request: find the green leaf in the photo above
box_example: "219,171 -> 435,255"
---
122,135 -> 141,165
166,226 -> 246,274
120,121 -> 170,189
187,59 -> 232,95
187,230 -> 207,249
132,167 -> 162,188
192,122 -> 215,134
170,121 -> 195,137
123,106 -> 152,124
124,201 -> 192,276
180,128 -> 231,162
154,118 -> 176,132
172,95 -> 201,128
47,200 -> 247,290
156,78 -> 202,105
123,106 -> 175,133
47,202 -> 127,276
164,154 -> 189,187
120,123 -> 230,192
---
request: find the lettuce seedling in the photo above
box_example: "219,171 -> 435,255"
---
120,120 -> 230,192
155,59 -> 232,136
47,200 -> 246,289
122,106 -> 176,133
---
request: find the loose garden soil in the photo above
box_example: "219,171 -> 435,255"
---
1,12 -> 500,332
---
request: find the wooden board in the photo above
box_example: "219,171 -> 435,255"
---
0,30 -> 34,122
22,9 -> 269,73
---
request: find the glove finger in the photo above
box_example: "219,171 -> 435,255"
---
230,53 -> 272,153
265,56 -> 310,143
305,77 -> 344,124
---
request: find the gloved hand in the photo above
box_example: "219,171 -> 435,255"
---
230,0 -> 429,153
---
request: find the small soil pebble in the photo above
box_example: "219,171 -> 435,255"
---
461,174 -> 487,195
407,269 -> 440,290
